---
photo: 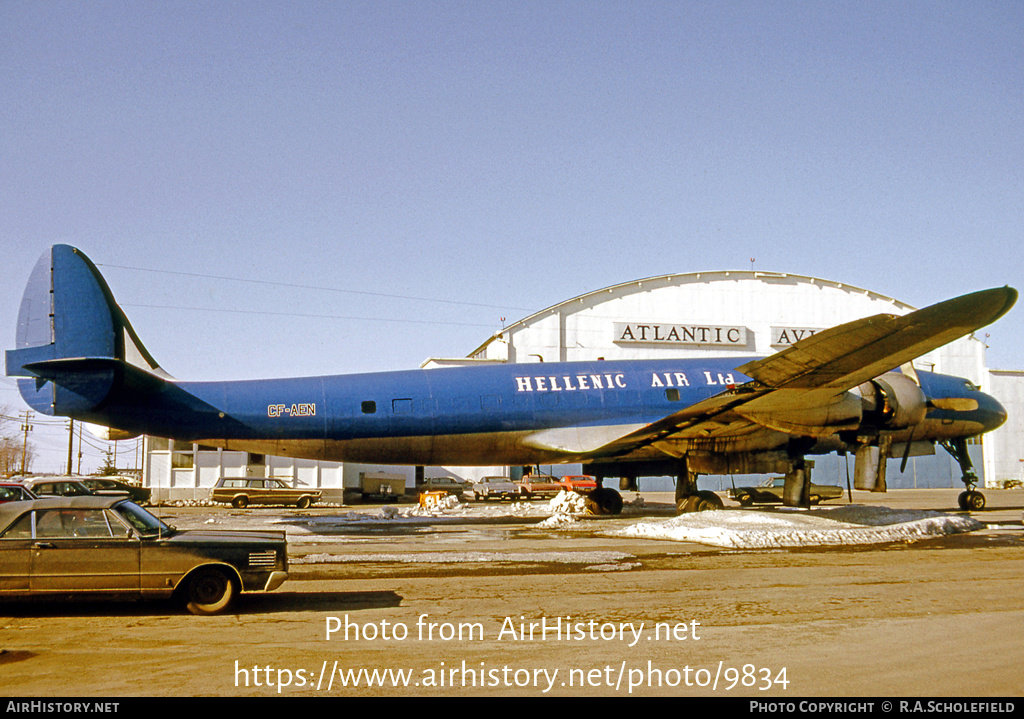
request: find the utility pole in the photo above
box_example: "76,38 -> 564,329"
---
67,419 -> 75,475
20,410 -> 33,475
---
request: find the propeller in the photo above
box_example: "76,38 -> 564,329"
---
900,425 -> 915,473
855,365 -> 927,489
901,362 -> 925,475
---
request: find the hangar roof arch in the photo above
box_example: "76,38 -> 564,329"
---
453,270 -> 985,383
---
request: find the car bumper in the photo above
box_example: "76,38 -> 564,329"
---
263,571 -> 288,592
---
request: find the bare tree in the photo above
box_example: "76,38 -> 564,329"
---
0,405 -> 32,476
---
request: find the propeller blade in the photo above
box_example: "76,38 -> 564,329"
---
845,453 -> 852,503
900,362 -> 921,385
900,432 -> 914,473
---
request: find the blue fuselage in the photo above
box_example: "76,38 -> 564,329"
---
58,357 -> 1005,468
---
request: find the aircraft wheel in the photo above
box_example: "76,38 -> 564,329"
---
676,495 -> 698,514
959,490 -> 986,511
677,491 -> 723,514
694,490 -> 724,511
586,487 -> 623,515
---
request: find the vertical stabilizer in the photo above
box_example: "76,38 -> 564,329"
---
6,245 -> 167,416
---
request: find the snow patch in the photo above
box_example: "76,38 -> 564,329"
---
614,505 -> 983,548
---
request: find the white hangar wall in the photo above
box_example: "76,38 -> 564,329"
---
467,271 -> 984,384
145,270 -> 1017,500
986,370 -> 1024,487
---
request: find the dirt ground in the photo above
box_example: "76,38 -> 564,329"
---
2,488 -> 1023,697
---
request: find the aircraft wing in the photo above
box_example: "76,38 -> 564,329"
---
734,286 -> 1018,390
538,287 -> 1018,460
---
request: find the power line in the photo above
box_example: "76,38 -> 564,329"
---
121,303 -> 501,329
98,262 -> 535,313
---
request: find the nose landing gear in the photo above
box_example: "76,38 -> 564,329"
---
941,438 -> 986,511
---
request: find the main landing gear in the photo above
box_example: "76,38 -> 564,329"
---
585,468 -> 725,515
580,472 -> 625,515
586,487 -> 624,515
674,466 -> 723,514
942,438 -> 986,511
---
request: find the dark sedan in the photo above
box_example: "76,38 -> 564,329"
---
0,496 -> 288,614
80,478 -> 152,504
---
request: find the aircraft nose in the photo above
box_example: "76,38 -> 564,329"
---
979,392 -> 1008,432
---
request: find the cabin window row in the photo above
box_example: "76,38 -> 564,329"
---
357,388 -> 683,415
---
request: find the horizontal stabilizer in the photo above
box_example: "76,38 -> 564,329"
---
18,356 -> 166,388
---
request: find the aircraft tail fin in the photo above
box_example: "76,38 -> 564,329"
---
5,245 -> 169,417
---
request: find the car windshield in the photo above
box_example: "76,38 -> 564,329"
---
113,501 -> 174,537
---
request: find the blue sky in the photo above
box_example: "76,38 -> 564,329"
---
2,1 -> 1022,473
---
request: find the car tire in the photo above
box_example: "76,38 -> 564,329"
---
185,568 -> 236,615
296,496 -> 311,509
231,496 -> 249,509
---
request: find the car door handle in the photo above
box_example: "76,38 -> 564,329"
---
33,542 -> 55,549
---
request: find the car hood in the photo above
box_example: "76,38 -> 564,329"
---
157,529 -> 287,545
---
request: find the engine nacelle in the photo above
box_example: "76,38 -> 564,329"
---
857,372 -> 927,430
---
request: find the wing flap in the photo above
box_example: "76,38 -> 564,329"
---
579,387 -> 771,459
522,423 -> 649,454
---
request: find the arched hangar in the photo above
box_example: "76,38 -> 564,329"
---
459,270 -> 981,378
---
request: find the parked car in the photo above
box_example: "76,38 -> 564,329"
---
210,477 -> 321,509
80,478 -> 151,504
729,476 -> 844,506
18,477 -> 96,498
515,475 -> 563,499
0,483 -> 36,504
557,475 -> 598,492
473,476 -> 520,501
417,477 -> 469,500
0,496 -> 288,614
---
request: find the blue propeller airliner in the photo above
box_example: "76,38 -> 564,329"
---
5,246 -> 1016,514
